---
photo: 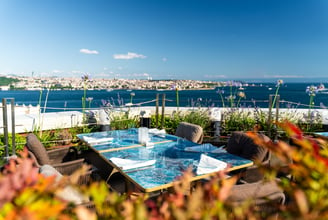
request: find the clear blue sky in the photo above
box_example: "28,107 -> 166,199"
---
1,0 -> 328,81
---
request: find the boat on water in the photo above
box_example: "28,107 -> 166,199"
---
317,83 -> 328,93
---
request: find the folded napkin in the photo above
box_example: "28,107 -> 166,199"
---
82,136 -> 113,144
184,143 -> 225,153
110,157 -> 156,171
210,147 -> 226,154
196,154 -> 227,175
148,128 -> 166,135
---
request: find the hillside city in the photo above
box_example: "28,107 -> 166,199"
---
0,75 -> 223,90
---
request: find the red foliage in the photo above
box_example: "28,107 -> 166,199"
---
0,148 -> 40,207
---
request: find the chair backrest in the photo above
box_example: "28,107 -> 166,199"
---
175,122 -> 204,144
226,131 -> 270,162
26,133 -> 50,165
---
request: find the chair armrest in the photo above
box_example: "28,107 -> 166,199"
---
47,147 -> 78,164
52,158 -> 85,175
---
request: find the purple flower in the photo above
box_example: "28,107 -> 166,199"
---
225,95 -> 236,100
81,73 -> 90,81
111,97 -> 116,107
216,88 -> 225,94
306,85 -> 318,96
101,99 -> 112,107
190,98 -> 195,107
101,99 -> 107,106
86,97 -> 93,102
251,98 -> 256,106
227,80 -> 242,87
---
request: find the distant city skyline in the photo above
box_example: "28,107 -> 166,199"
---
1,0 -> 328,81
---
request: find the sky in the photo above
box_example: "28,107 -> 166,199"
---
1,0 -> 328,82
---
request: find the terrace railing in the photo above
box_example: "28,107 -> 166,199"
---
1,98 -> 16,162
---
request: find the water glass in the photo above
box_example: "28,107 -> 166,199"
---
139,147 -> 151,159
157,151 -> 166,166
202,143 -> 211,153
112,130 -> 121,142
138,127 -> 149,145
177,137 -> 188,149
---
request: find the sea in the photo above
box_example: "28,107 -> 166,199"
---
1,82 -> 328,112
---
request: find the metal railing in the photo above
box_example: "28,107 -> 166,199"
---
1,98 -> 16,162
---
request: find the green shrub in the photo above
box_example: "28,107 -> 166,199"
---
151,109 -> 212,135
0,133 -> 26,158
221,108 -> 258,135
221,107 -> 324,138
109,112 -> 139,130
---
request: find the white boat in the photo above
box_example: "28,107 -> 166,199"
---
317,83 -> 328,93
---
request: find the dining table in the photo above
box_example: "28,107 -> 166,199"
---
77,128 -> 254,194
314,132 -> 328,139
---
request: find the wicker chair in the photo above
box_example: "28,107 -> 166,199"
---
226,131 -> 271,183
26,133 -> 85,175
175,122 -> 204,144
227,180 -> 285,217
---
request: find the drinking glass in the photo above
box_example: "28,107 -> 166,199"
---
177,137 -> 188,149
112,130 -> 121,143
138,127 -> 149,144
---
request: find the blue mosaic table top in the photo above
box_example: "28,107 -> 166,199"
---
78,129 -> 253,193
314,132 -> 328,137
77,129 -> 177,152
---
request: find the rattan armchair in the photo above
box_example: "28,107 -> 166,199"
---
26,133 -> 85,175
227,180 -> 285,217
226,131 -> 271,183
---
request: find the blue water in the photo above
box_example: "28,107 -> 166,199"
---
1,82 -> 328,112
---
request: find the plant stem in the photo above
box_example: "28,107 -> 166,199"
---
230,85 -> 233,107
40,88 -> 50,137
38,89 -> 43,131
176,88 -> 179,111
236,97 -> 241,107
272,86 -> 280,108
219,94 -> 225,107
82,81 -> 87,123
